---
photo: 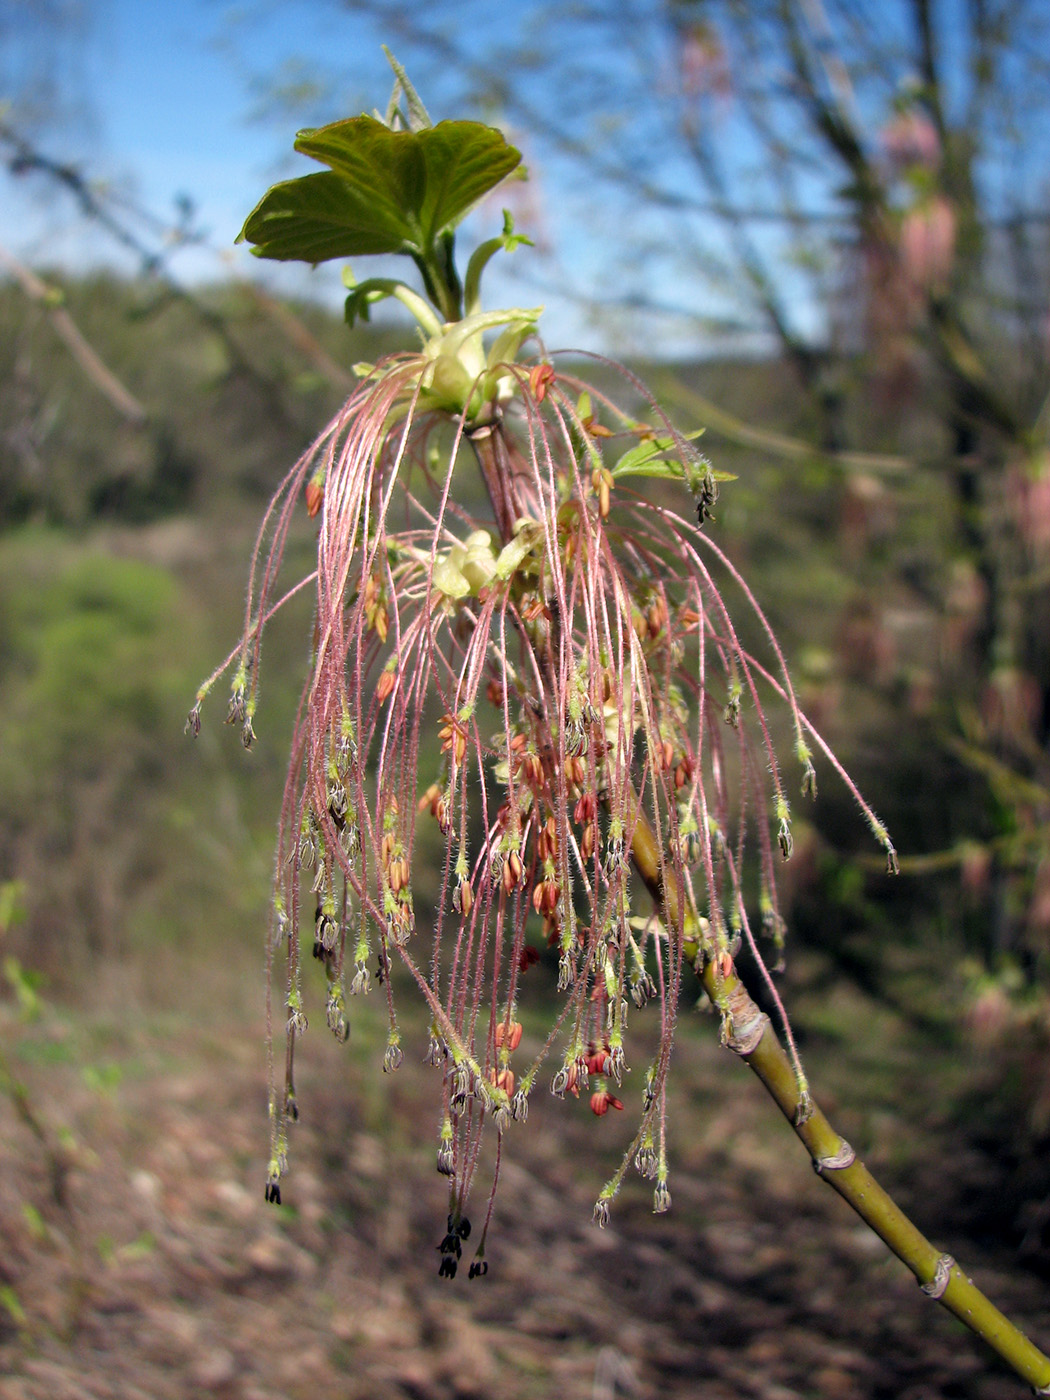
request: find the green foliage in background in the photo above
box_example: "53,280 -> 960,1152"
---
0,539 -> 178,788
0,523 -> 287,976
0,275 -> 404,526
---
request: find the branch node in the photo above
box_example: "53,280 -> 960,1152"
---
813,1140 -> 856,1174
793,1090 -> 814,1125
920,1253 -> 955,1300
724,1010 -> 768,1056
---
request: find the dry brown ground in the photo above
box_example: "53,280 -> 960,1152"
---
2,965 -> 1048,1400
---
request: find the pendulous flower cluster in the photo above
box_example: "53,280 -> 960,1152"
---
191,320 -> 897,1277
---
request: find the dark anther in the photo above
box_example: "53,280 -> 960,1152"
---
442,1234 -> 463,1259
314,909 -> 338,958
226,688 -> 246,725
468,1259 -> 488,1279
517,945 -> 540,973
695,468 -> 718,525
438,1255 -> 458,1279
456,1217 -> 472,1240
265,1182 -> 281,1205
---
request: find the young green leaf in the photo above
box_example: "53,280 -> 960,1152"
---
382,46 -> 432,131
238,171 -> 410,263
610,431 -> 715,485
463,210 -> 533,315
238,117 -> 521,266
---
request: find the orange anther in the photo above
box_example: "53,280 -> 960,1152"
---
305,480 -> 324,518
494,1019 -> 523,1051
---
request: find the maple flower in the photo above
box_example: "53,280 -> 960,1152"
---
192,74 -> 897,1266
191,320 -> 898,1272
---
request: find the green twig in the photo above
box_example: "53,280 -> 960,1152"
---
629,810 -> 1050,1392
467,369 -> 1049,1387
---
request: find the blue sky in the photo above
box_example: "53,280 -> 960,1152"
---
4,0 -> 1044,359
7,0 -> 812,355
4,5 -> 354,298
1,0 -> 613,348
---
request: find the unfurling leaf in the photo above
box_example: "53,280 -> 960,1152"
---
238,117 -> 521,266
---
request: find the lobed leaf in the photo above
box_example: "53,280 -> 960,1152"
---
238,117 -> 521,266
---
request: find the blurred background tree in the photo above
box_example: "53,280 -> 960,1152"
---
0,0 -> 99,137
2,8 -> 1050,1389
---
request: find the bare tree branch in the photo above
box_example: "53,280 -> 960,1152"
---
0,243 -> 148,425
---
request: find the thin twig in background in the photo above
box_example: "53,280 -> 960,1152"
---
0,243 -> 147,425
